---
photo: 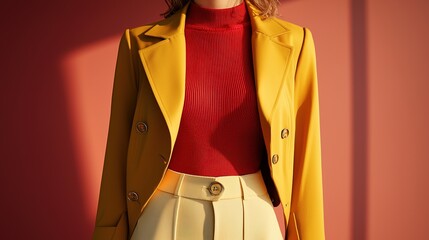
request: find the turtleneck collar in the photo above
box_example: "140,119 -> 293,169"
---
185,1 -> 249,29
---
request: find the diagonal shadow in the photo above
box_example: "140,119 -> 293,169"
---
0,0 -> 164,239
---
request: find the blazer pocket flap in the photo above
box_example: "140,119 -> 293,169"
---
93,212 -> 128,240
93,226 -> 116,240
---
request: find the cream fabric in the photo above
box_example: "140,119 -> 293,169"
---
130,170 -> 283,240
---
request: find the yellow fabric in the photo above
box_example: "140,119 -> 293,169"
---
93,1 -> 325,239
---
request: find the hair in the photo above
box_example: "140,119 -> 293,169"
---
162,0 -> 279,18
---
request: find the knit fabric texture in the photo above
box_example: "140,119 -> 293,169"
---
168,1 -> 266,176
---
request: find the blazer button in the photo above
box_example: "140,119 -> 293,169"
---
281,128 -> 289,139
127,191 -> 139,201
272,154 -> 279,164
136,121 -> 148,133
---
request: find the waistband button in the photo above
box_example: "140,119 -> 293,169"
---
208,181 -> 224,196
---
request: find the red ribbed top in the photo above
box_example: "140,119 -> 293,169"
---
168,1 -> 266,176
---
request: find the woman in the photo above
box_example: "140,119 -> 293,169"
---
93,0 -> 325,239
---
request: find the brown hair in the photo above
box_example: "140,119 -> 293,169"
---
162,0 -> 279,18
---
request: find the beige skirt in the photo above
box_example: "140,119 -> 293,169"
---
130,169 -> 283,240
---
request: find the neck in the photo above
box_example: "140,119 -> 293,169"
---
193,0 -> 243,9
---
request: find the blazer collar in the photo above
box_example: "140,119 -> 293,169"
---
144,3 -> 189,39
139,0 -> 293,153
245,1 -> 291,37
144,0 -> 290,39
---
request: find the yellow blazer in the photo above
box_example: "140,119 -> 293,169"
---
94,1 -> 325,239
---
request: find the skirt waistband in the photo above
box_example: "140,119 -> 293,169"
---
158,169 -> 268,201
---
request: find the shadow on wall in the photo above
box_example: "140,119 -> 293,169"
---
351,0 -> 368,239
0,0 -> 163,239
0,0 -> 369,239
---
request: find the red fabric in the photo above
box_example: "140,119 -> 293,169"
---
168,2 -> 266,176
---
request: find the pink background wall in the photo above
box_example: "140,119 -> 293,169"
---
1,0 -> 428,239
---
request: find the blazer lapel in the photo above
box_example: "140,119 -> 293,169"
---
138,4 -> 190,147
138,1 -> 293,150
246,0 -> 293,139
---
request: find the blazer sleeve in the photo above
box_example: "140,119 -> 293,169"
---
287,28 -> 325,240
93,29 -> 138,240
